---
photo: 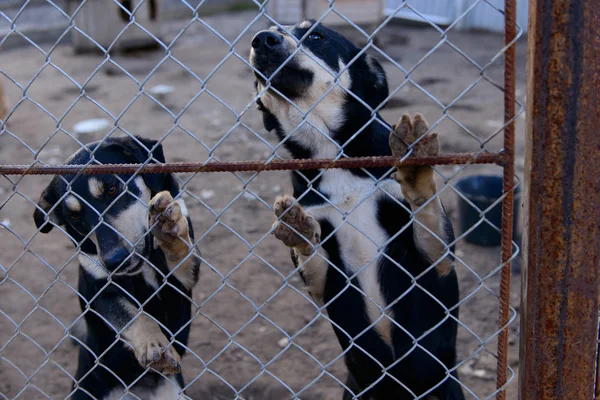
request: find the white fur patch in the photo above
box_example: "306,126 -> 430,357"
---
134,177 -> 151,203
142,265 -> 159,290
304,172 -> 405,347
103,376 -> 188,400
299,20 -> 313,29
366,55 -> 385,87
109,178 -> 151,247
78,253 -> 109,280
151,378 -> 188,400
257,57 -> 352,159
175,198 -> 188,217
65,195 -> 81,212
88,178 -> 104,198
297,249 -> 328,305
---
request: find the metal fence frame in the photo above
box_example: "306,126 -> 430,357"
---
519,1 -> 600,399
0,0 -> 527,399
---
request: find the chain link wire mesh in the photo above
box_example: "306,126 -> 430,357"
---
0,0 -> 524,398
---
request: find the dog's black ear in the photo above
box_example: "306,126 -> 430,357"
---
360,54 -> 389,110
128,137 -> 179,197
33,178 -> 65,233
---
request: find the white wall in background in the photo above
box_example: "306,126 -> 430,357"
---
385,0 -> 529,33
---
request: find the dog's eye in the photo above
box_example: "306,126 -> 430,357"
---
308,33 -> 322,41
70,214 -> 80,221
107,185 -> 118,196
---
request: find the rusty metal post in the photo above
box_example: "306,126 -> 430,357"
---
495,0 -> 517,398
519,0 -> 600,399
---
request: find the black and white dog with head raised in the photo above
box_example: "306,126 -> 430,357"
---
33,136 -> 201,399
250,20 -> 464,399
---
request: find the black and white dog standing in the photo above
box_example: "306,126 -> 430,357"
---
250,21 -> 464,399
33,137 -> 201,399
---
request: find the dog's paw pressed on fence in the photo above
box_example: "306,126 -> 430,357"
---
272,195 -> 320,255
136,338 -> 182,375
149,191 -> 190,260
389,113 -> 440,206
389,113 -> 440,159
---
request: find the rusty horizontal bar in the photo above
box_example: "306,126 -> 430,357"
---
520,0 -> 600,399
0,152 -> 505,176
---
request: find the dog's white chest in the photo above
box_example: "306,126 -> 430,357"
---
311,169 -> 398,254
306,170 -> 403,344
104,376 -> 187,400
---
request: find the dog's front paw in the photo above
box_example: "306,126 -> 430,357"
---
135,338 -> 182,375
389,113 -> 439,206
272,195 -> 320,255
389,113 -> 440,160
149,191 -> 190,260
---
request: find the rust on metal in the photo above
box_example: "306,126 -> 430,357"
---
495,0 -> 517,398
520,0 -> 600,399
0,152 -> 504,176
596,339 -> 600,399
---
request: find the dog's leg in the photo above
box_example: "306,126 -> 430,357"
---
272,195 -> 321,255
272,195 -> 328,302
389,113 -> 454,276
148,191 -> 201,291
89,291 -> 182,375
119,300 -> 182,375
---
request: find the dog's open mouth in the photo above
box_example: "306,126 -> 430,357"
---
113,237 -> 151,276
116,256 -> 144,276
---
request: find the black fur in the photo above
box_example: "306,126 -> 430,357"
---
251,21 -> 464,399
33,136 -> 199,399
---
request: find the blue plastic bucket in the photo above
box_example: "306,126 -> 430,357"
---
455,175 -> 520,247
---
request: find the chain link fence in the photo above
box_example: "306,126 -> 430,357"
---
0,0 -> 523,398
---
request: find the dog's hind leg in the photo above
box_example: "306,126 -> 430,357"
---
389,114 -> 454,276
149,191 -> 201,291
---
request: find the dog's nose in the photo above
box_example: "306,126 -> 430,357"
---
252,31 -> 282,50
102,247 -> 130,271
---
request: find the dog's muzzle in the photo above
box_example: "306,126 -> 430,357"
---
251,31 -> 283,52
250,30 -> 290,78
100,233 -> 150,275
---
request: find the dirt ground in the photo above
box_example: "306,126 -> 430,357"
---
0,10 -> 527,400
